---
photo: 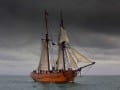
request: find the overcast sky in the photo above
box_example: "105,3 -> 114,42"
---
0,0 -> 120,75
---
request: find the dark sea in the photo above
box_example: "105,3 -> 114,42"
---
0,75 -> 120,90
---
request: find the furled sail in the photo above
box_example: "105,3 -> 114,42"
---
71,48 -> 92,63
38,40 -> 49,71
59,27 -> 69,44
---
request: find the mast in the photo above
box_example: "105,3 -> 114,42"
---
62,42 -> 66,70
60,11 -> 64,28
44,10 -> 50,71
60,11 -> 66,70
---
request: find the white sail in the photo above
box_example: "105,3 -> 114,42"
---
59,27 -> 69,44
71,48 -> 92,63
56,47 -> 64,69
66,48 -> 78,69
56,27 -> 69,70
56,26 -> 93,70
38,40 -> 48,70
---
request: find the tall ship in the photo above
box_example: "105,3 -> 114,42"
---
31,10 -> 95,83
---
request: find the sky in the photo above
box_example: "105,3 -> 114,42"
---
0,0 -> 120,75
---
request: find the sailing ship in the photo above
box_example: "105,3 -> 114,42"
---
31,10 -> 95,83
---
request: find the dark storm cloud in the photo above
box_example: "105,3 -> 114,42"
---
0,0 -> 120,49
1,0 -> 120,33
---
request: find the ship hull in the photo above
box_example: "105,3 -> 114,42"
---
31,70 -> 77,83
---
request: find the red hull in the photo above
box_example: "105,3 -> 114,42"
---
31,70 -> 77,83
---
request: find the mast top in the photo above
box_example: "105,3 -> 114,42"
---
60,11 -> 64,28
44,10 -> 49,34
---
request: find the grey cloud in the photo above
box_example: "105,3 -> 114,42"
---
68,28 -> 120,49
0,0 -> 120,53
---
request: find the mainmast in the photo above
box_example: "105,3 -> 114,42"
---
60,11 -> 66,70
44,10 -> 50,71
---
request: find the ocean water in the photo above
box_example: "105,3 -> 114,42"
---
0,75 -> 120,90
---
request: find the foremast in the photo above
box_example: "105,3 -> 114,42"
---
38,10 -> 50,72
44,10 -> 50,71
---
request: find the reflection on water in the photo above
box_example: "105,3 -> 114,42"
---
0,76 -> 120,90
32,80 -> 106,90
32,82 -> 82,90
